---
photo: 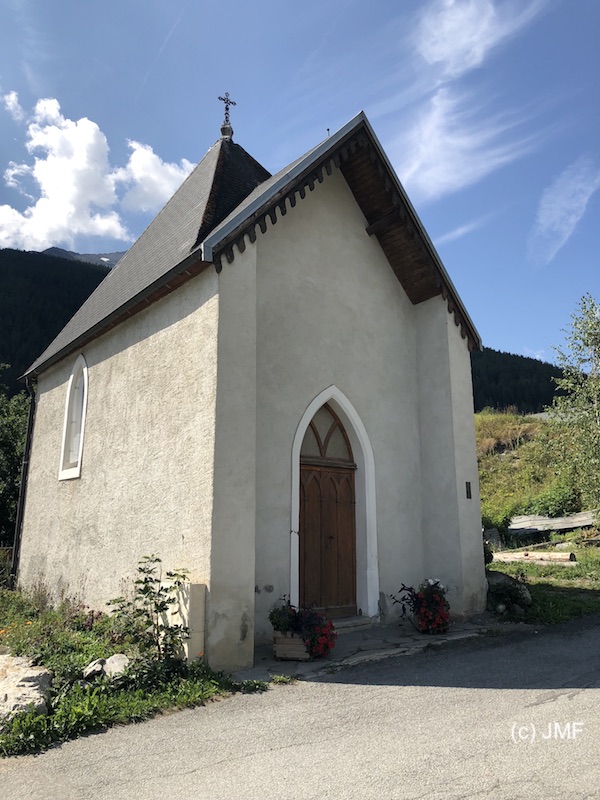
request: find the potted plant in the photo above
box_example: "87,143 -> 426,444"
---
391,579 -> 450,634
268,601 -> 337,660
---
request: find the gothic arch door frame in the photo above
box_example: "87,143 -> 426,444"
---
290,386 -> 379,618
300,404 -> 356,616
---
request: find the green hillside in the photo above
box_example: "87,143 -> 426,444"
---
476,409 -> 580,530
0,248 -> 109,395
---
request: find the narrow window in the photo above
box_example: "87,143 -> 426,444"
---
59,354 -> 88,480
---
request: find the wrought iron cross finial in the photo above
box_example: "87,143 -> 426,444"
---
218,92 -> 236,126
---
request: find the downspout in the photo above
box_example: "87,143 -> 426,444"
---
10,377 -> 37,588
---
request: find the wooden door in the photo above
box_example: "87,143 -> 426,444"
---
299,404 -> 357,618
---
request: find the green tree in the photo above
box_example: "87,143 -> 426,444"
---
550,294 -> 600,511
0,367 -> 28,545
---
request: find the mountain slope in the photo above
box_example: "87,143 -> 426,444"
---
471,347 -> 562,413
0,249 -> 109,395
43,247 -> 125,269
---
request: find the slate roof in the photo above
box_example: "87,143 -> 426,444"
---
25,112 -> 480,378
25,137 -> 271,376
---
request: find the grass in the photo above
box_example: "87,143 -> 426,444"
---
475,409 -> 581,529
474,410 -> 542,458
0,586 -> 268,757
488,543 -> 600,625
270,674 -> 297,685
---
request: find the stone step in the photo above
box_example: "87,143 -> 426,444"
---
333,616 -> 376,634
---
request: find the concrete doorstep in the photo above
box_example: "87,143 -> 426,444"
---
234,618 -> 498,682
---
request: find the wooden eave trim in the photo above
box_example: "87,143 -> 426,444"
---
25,254 -> 211,379
355,137 -> 481,351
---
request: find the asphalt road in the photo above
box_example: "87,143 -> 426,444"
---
1,616 -> 599,800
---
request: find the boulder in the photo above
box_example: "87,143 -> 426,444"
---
103,654 -> 130,678
0,655 -> 52,721
82,654 -> 130,681
486,570 -> 532,608
82,658 -> 106,680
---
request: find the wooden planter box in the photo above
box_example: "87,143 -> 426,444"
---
273,632 -> 310,661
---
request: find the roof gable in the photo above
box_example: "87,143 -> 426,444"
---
203,113 -> 480,350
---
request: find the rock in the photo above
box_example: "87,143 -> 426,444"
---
103,654 -> 129,678
82,654 -> 129,681
495,603 -> 507,614
0,655 -> 52,720
82,658 -> 106,680
486,570 -> 532,607
512,604 -> 526,617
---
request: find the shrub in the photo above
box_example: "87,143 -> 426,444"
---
526,479 -> 581,518
108,555 -> 189,661
0,549 -> 11,589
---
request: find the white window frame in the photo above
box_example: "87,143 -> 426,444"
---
59,354 -> 88,480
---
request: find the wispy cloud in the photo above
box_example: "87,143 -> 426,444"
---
369,1 -> 547,203
393,88 -> 534,202
434,211 -> 495,246
527,156 -> 600,266
414,0 -> 544,79
0,93 -> 193,251
136,2 -> 191,101
2,90 -> 25,122
6,0 -> 53,96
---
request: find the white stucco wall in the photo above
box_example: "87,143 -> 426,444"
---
415,296 -> 486,614
18,269 -> 219,615
250,168 -> 427,641
207,245 -> 258,670
448,317 -> 487,613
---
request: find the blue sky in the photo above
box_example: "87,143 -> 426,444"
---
0,0 -> 598,360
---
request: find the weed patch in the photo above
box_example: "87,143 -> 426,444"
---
488,547 -> 600,624
0,558 -> 267,757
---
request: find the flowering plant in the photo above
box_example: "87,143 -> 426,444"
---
268,601 -> 337,658
303,618 -> 337,658
391,579 -> 450,634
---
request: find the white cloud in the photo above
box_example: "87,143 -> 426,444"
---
2,90 -> 25,122
527,156 -> 600,266
394,88 -> 534,202
0,92 -> 194,251
4,161 -> 33,194
114,141 -> 193,214
415,0 -> 544,79
521,347 -> 548,361
434,212 -> 495,245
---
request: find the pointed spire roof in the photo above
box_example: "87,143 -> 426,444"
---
25,136 -> 271,376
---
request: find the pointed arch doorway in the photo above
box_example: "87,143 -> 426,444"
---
299,403 -> 357,618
